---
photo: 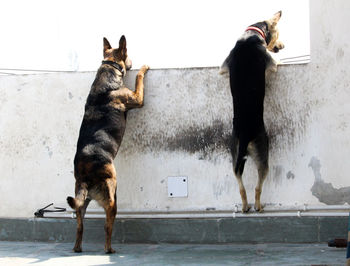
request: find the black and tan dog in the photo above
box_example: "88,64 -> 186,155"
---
67,36 -> 149,253
220,12 -> 284,212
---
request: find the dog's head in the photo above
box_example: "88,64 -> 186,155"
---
264,11 -> 285,53
103,35 -> 132,72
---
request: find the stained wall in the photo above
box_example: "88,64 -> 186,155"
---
0,0 -> 349,217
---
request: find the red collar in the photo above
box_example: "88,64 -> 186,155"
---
245,26 -> 265,40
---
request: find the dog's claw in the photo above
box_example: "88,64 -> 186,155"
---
254,204 -> 265,213
242,205 -> 251,213
73,247 -> 82,253
105,248 -> 116,254
140,65 -> 150,74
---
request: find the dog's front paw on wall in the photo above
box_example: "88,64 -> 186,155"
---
275,59 -> 283,67
219,66 -> 229,76
140,65 -> 150,74
267,62 -> 278,73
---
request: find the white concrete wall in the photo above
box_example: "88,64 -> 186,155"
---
1,0 -> 350,218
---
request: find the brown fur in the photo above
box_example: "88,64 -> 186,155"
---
220,11 -> 284,213
67,36 -> 149,253
265,11 -> 284,52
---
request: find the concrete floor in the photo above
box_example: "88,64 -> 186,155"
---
0,241 -> 346,265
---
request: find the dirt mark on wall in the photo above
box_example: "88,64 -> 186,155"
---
121,66 -> 313,161
166,120 -> 232,159
308,156 -> 350,205
265,65 -> 314,154
121,119 -> 233,161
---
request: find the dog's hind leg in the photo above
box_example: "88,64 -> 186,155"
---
67,182 -> 89,252
98,164 -> 117,254
249,131 -> 269,212
103,195 -> 117,254
74,198 -> 90,252
254,165 -> 268,212
233,137 -> 250,213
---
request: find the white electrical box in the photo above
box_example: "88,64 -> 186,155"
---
167,176 -> 188,198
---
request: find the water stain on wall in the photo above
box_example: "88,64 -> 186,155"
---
265,65 -> 313,154
308,156 -> 350,205
121,67 -> 312,162
272,165 -> 284,187
286,171 -> 295,180
212,175 -> 232,199
166,120 -> 232,159
45,146 -> 53,158
336,48 -> 344,60
122,119 -> 233,161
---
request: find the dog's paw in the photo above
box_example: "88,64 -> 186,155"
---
254,203 -> 264,213
276,59 -> 282,66
266,63 -> 278,73
73,247 -> 82,253
140,65 -> 150,74
241,205 -> 251,213
219,66 -> 229,76
105,247 -> 116,254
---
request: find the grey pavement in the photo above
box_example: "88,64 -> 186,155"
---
0,241 -> 346,265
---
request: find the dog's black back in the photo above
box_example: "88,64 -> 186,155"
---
225,35 -> 270,179
227,35 -> 269,144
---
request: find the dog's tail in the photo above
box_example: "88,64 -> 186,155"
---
234,139 -> 249,177
67,183 -> 88,210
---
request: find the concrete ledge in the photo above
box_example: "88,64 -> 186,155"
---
0,217 -> 347,244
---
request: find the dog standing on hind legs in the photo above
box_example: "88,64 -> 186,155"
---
67,35 -> 149,253
220,11 -> 284,213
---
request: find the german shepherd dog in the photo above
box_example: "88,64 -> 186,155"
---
67,36 -> 149,253
220,11 -> 284,212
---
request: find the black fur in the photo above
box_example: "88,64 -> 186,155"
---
67,36 -> 148,253
73,65 -> 126,179
250,22 -> 271,45
67,196 -> 76,209
221,11 -> 283,212
226,35 -> 271,176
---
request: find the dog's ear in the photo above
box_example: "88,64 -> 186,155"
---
119,35 -> 127,53
270,11 -> 282,26
103,37 -> 112,52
